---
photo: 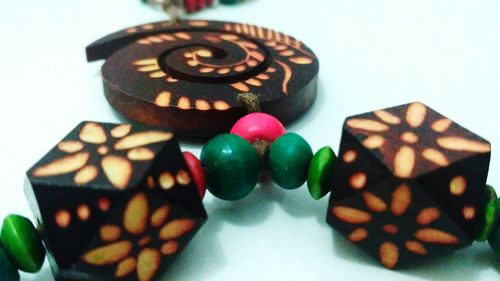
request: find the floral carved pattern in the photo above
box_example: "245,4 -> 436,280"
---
81,193 -> 196,281
32,122 -> 173,189
345,102 -> 491,179
332,183 -> 460,269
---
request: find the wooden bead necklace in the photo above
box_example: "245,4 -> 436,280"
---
0,1 -> 499,281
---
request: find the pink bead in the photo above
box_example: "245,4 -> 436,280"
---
230,113 -> 286,143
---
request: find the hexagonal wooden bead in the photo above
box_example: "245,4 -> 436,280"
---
25,121 -> 207,281
327,102 -> 491,269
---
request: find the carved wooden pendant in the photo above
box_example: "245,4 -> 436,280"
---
327,102 -> 491,269
25,121 -> 207,280
86,20 -> 319,137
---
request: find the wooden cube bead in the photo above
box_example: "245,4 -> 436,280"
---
327,102 -> 491,269
25,121 -> 207,280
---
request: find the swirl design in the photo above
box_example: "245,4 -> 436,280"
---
87,20 -> 319,137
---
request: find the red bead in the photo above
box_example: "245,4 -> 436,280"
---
184,0 -> 197,13
183,151 -> 207,198
196,0 -> 206,10
206,0 -> 214,6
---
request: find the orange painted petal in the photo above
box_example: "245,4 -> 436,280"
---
124,193 -> 149,235
394,146 -> 415,178
346,119 -> 389,132
405,241 -> 427,255
437,137 -> 491,153
74,165 -> 98,185
363,135 -> 385,149
348,228 -> 368,242
415,228 -> 459,244
331,206 -> 372,224
127,147 -> 155,161
362,192 -> 387,212
416,207 -> 441,225
151,206 -> 170,228
100,225 -> 122,242
79,122 -> 107,144
176,170 -> 191,185
101,156 -> 132,189
33,152 -> 89,177
114,131 -> 173,150
231,82 -> 250,92
379,242 -> 399,269
391,184 -> 411,216
81,241 -> 132,265
155,91 -> 171,107
374,110 -> 401,124
159,219 -> 196,240
111,124 -> 132,138
406,102 -> 427,128
115,257 -> 137,278
58,141 -> 84,153
431,118 -> 452,132
137,248 -> 161,281
422,148 -> 449,167
289,57 -> 313,64
161,241 -> 179,255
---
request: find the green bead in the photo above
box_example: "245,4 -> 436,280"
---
476,185 -> 499,241
488,198 -> 500,257
219,0 -> 240,5
1,215 -> 45,273
201,134 -> 260,200
0,243 -> 19,281
268,133 -> 313,190
307,146 -> 336,200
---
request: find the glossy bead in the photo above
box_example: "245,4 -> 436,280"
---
219,0 -> 239,4
307,146 -> 336,200
488,198 -> 500,257
201,134 -> 260,200
476,185 -> 499,241
0,243 -> 19,281
268,133 -> 313,189
230,113 -> 286,143
183,151 -> 207,198
1,215 -> 45,273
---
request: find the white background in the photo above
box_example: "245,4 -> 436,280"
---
1,0 -> 499,280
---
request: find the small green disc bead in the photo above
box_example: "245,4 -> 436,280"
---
201,134 -> 260,201
219,0 -> 240,5
488,198 -> 500,258
1,215 -> 45,273
0,243 -> 19,281
476,185 -> 499,241
307,146 -> 336,200
268,133 -> 313,190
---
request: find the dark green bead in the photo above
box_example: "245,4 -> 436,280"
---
307,146 -> 336,200
1,215 -> 45,273
0,243 -> 19,281
268,133 -> 313,190
201,134 -> 260,200
488,198 -> 500,257
219,0 -> 240,5
476,185 -> 499,241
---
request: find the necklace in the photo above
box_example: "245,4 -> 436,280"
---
0,1 -> 499,281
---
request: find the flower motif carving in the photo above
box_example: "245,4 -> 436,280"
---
81,193 -> 196,281
346,102 -> 491,179
32,122 -> 173,189
332,183 -> 460,269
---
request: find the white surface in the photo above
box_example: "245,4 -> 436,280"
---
1,0 -> 499,280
